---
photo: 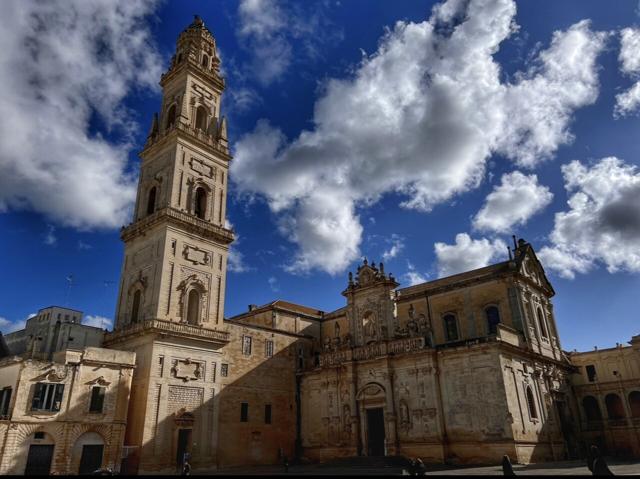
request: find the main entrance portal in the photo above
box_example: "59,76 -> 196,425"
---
366,407 -> 385,456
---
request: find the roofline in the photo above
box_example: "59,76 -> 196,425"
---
223,318 -> 315,340
36,306 -> 84,314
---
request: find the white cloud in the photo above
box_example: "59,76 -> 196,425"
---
434,233 -> 507,278
402,261 -> 428,286
0,0 -> 162,229
77,240 -> 92,250
538,157 -> 640,279
44,224 -> 57,246
232,0 -> 607,275
82,315 -> 113,330
0,316 -> 28,334
236,0 -> 334,85
382,234 -> 405,262
473,171 -> 553,233
268,276 -> 280,292
615,28 -> 640,117
225,220 -> 253,273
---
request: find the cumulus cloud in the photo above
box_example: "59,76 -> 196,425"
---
435,233 -> 507,278
83,315 -> 113,330
615,28 -> 640,117
232,0 -> 607,275
0,0 -> 162,229
473,171 -> 553,233
382,234 -> 405,262
402,261 -> 428,286
538,157 -> 640,279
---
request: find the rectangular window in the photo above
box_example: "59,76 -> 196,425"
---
265,340 -> 274,358
586,365 -> 597,382
240,402 -> 248,422
31,383 -> 65,412
211,362 -> 217,382
265,404 -> 272,424
221,363 -> 228,377
157,356 -> 165,377
242,336 -> 252,356
89,386 -> 106,413
0,387 -> 12,417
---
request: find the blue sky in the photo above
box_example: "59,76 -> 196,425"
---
0,0 -> 639,351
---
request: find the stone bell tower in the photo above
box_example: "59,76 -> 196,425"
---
104,16 -> 233,474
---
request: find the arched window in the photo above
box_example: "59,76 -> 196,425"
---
194,187 -> 207,219
582,395 -> 602,421
605,393 -> 626,419
526,385 -> 538,419
485,306 -> 500,335
131,290 -> 141,324
443,314 -> 458,341
537,307 -> 548,338
146,186 -> 157,216
187,289 -> 200,325
202,54 -> 209,68
195,105 -> 207,131
166,104 -> 176,130
629,391 -> 640,417
334,322 -> 340,338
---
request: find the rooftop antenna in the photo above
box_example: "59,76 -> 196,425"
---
507,246 -> 513,260
512,235 -> 518,250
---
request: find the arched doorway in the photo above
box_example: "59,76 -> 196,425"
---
357,383 -> 387,457
24,431 -> 55,475
73,431 -> 105,475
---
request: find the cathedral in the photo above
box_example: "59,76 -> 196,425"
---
0,16 -> 638,475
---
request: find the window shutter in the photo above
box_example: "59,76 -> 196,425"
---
31,383 -> 43,410
52,384 -> 65,412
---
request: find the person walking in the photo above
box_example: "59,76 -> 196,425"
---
501,455 -> 516,476
589,446 -> 614,476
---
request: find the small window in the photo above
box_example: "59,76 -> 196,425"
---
89,386 -> 106,413
443,314 -> 458,341
265,340 -> 274,358
194,187 -> 207,220
146,186 -> 157,216
0,387 -> 12,417
187,289 -> 201,325
221,363 -> 228,377
34,431 -> 45,440
211,362 -> 217,382
131,290 -> 142,324
537,307 -> 548,338
242,336 -> 252,356
265,404 -> 272,424
586,365 -> 597,383
485,306 -> 500,335
195,105 -> 208,131
202,54 -> 209,68
31,383 -> 65,412
526,385 -> 538,420
240,402 -> 248,422
166,104 -> 176,129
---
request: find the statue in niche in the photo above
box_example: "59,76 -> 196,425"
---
343,404 -> 352,439
363,311 -> 377,340
399,400 -> 410,425
335,322 -> 340,338
407,320 -> 418,336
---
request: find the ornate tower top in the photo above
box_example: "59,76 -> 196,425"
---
343,258 -> 398,296
161,14 -> 224,91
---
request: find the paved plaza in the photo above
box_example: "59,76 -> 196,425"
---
199,459 -> 640,476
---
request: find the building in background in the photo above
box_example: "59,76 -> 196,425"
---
569,336 -> 640,457
0,347 -> 135,475
4,306 -> 104,360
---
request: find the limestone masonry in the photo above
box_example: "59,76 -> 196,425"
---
0,16 -> 638,475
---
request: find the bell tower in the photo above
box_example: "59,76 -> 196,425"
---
104,16 -> 233,474
113,15 -> 233,331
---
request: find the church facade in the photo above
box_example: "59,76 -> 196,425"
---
1,16 -> 639,475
